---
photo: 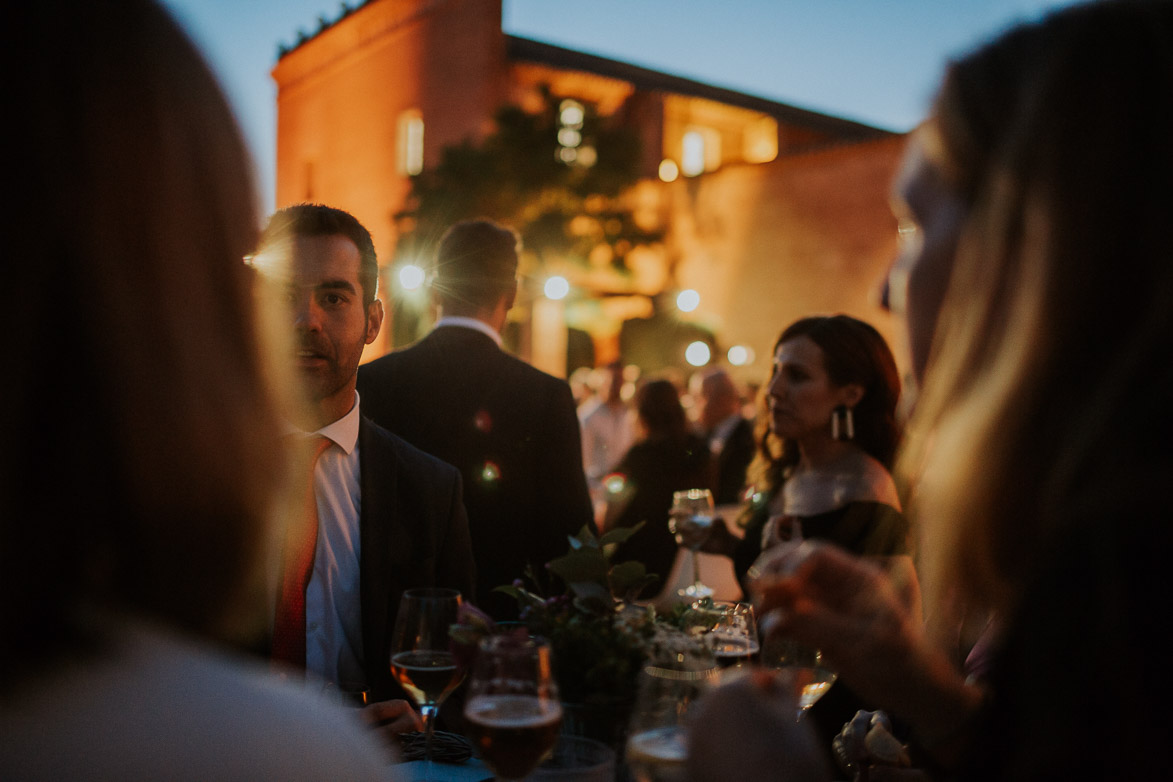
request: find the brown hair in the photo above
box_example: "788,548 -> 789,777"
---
903,1 -> 1173,617
2,0 -> 289,675
746,315 -> 902,497
430,218 -> 520,312
257,203 -> 380,306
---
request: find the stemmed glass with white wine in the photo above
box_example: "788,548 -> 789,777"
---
464,634 -> 563,781
390,588 -> 466,779
669,488 -> 715,599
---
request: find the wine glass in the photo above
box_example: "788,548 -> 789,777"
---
625,653 -> 718,782
669,488 -> 715,599
761,635 -> 837,721
701,601 -> 760,671
464,634 -> 563,781
390,588 -> 466,778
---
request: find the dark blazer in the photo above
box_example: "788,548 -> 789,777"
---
357,416 -> 476,700
607,433 -> 712,597
712,416 -> 755,505
357,326 -> 595,620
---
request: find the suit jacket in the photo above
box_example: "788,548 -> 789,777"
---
712,416 -> 755,505
356,416 -> 476,700
357,326 -> 595,620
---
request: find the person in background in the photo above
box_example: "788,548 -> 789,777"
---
602,379 -> 712,597
568,366 -> 595,408
691,367 -> 755,505
0,2 -> 390,778
579,360 -> 636,503
744,2 -> 1173,779
251,204 -> 476,739
357,219 -> 595,620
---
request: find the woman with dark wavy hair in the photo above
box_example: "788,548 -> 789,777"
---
693,315 -> 910,596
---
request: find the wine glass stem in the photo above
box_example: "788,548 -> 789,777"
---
692,551 -> 703,587
421,703 -> 439,764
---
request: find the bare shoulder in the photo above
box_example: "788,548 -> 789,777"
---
843,450 -> 901,510
784,448 -> 901,515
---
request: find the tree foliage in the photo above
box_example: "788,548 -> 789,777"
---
394,88 -> 662,274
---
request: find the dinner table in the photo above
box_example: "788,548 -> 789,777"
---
388,733 -> 616,782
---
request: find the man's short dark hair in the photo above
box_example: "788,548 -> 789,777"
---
431,219 -> 519,311
258,204 -> 378,305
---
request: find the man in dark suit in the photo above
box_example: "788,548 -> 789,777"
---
358,219 -> 595,620
694,367 -> 756,505
253,204 -> 475,737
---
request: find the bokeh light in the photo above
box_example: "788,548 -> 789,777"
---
398,263 -> 425,291
685,341 -> 712,367
544,275 -> 570,300
727,345 -> 755,366
480,461 -> 501,485
676,289 -> 700,312
559,100 -> 584,128
658,159 -> 679,182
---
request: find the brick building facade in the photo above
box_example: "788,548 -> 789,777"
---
272,0 -> 908,382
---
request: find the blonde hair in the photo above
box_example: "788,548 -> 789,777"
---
2,0 -> 291,671
901,1 -> 1173,619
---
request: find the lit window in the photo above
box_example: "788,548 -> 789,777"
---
557,99 -> 588,167
681,127 -> 721,176
681,131 -> 705,177
397,110 -> 424,176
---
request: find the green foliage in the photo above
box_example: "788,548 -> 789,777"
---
395,87 -> 661,274
492,525 -> 708,705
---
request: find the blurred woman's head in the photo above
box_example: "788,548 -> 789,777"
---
635,379 -> 689,442
2,0 -> 289,673
894,1 -> 1173,615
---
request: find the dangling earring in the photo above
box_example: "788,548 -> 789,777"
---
832,405 -> 855,441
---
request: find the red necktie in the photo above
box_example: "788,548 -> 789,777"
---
272,434 -> 333,668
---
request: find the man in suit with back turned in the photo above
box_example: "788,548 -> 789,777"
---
252,204 -> 475,739
358,219 -> 595,620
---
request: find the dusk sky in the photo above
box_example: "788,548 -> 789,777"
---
164,0 -> 1083,211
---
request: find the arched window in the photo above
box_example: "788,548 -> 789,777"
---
397,109 -> 424,176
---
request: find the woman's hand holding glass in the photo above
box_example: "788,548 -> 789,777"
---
750,543 -> 982,748
668,489 -> 716,598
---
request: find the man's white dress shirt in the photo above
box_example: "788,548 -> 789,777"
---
288,392 -> 366,689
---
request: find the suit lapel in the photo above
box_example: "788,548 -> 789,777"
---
358,417 -> 410,686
